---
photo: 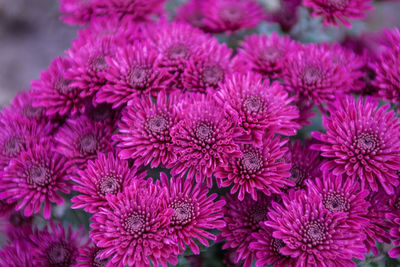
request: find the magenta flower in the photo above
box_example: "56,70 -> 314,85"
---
311,95 -> 400,194
215,72 -> 300,146
307,174 -> 370,229
160,173 -> 225,254
66,36 -> 116,100
220,193 -> 273,267
175,0 -> 209,31
303,0 -> 373,28
32,57 -> 85,116
250,225 -> 296,267
114,91 -> 180,168
237,33 -> 299,78
0,142 -> 72,219
182,42 -> 233,93
71,153 -> 144,213
371,44 -> 400,109
387,211 -> 400,258
201,0 -> 266,33
265,0 -> 301,32
284,140 -> 321,189
90,180 -> 179,267
151,22 -> 218,88
0,239 -> 35,267
282,43 -> 351,110
215,133 -> 293,201
265,190 -> 367,266
77,243 -> 110,267
169,96 -> 242,187
96,42 -> 172,108
55,116 -> 114,169
30,222 -> 86,266
59,0 -> 96,25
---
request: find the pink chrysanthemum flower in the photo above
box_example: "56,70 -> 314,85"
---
0,119 -> 51,170
0,239 -> 35,267
282,44 -> 351,110
3,90 -> 47,125
71,153 -> 144,213
0,142 -> 72,219
169,96 -> 242,187
32,57 -> 85,116
151,22 -> 217,88
175,0 -> 209,31
283,140 -> 322,189
55,116 -> 113,169
96,42 -> 172,108
66,37 -> 116,100
90,180 -> 179,267
265,190 -> 367,266
30,222 -> 86,266
59,0 -> 97,25
311,95 -> 400,194
371,44 -> 400,108
182,42 -> 233,93
250,225 -> 296,267
265,0 -> 301,32
219,193 -> 273,267
236,33 -> 299,78
303,0 -> 374,28
160,173 -> 225,254
114,91 -> 180,168
215,73 -> 300,146
215,133 -> 293,201
201,0 -> 266,33
307,174 -> 370,230
77,243 -> 110,267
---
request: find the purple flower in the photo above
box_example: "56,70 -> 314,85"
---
311,95 -> 400,194
175,0 -> 209,31
219,193 -> 273,267
236,33 -> 299,78
201,0 -> 266,33
55,116 -> 114,169
303,0 -> 373,28
214,72 -> 300,145
0,239 -> 35,267
215,133 -> 293,201
282,43 -> 351,110
0,142 -> 72,219
161,173 -> 226,254
32,57 -> 85,116
96,42 -> 172,108
30,222 -> 86,266
90,180 -> 179,267
265,190 -> 367,266
114,91 -> 180,169
71,152 -> 144,213
59,0 -> 96,25
77,243 -> 110,267
169,95 -> 242,187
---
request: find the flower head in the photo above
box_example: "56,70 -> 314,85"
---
201,0 -> 266,33
265,190 -> 367,266
30,222 -> 86,266
0,142 -> 72,219
96,42 -> 172,108
169,96 -> 242,187
215,72 -> 300,145
175,0 -> 209,31
161,173 -> 225,254
77,243 -> 111,267
237,33 -> 299,78
71,153 -> 144,213
114,91 -> 180,168
32,57 -> 85,116
59,0 -> 97,25
220,193 -> 273,267
303,0 -> 373,28
90,179 -> 179,267
282,44 -> 351,110
55,116 -> 114,170
311,95 -> 400,194
215,133 -> 293,201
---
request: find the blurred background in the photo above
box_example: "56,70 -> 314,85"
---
0,0 -> 400,106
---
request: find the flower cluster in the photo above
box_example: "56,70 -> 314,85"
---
1,0 -> 400,266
